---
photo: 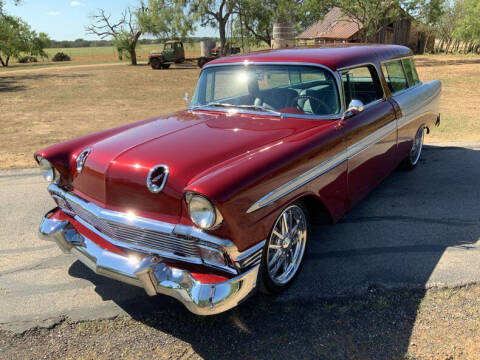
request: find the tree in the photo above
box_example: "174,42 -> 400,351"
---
136,0 -> 195,39
187,0 -> 237,55
0,15 -> 50,66
334,0 -> 403,42
86,7 -> 144,65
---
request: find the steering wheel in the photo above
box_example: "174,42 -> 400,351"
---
291,95 -> 330,115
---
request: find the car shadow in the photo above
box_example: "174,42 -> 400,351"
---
68,144 -> 480,359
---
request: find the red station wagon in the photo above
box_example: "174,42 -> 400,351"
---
36,45 -> 441,315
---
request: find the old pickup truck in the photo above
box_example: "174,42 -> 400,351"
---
35,45 -> 441,315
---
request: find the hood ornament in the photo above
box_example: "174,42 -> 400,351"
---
76,149 -> 91,173
147,165 -> 169,194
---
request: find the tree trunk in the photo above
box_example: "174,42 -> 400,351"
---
129,32 -> 141,65
219,19 -> 227,56
5,56 -> 9,66
129,49 -> 137,65
0,55 -> 5,67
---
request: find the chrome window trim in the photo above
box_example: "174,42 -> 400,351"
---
191,61 -> 345,119
337,62 -> 387,109
380,57 -> 422,96
246,119 -> 398,214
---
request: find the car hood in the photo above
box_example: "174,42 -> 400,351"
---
72,110 -> 324,220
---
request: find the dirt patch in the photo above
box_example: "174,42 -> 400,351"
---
1,284 -> 479,359
0,64 -> 199,168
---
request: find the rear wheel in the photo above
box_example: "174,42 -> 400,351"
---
403,126 -> 425,170
150,58 -> 162,70
260,203 -> 309,294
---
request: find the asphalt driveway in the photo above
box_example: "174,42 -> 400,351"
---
1,143 -> 479,334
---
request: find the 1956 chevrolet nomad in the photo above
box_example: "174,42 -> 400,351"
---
36,45 -> 441,315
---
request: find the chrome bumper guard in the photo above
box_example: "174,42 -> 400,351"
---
39,209 -> 260,315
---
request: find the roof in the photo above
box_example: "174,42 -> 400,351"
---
297,7 -> 363,40
207,45 -> 412,71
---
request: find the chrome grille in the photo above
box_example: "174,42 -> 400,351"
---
63,198 -> 201,259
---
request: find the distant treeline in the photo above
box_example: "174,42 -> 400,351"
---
49,37 -> 219,48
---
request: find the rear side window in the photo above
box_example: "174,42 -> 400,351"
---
341,65 -> 384,106
402,58 -> 420,86
382,60 -> 408,94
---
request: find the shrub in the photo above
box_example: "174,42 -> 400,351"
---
18,56 -> 38,63
52,52 -> 71,62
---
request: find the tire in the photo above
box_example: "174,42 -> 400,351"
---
150,58 -> 162,70
197,57 -> 208,68
260,202 -> 309,294
402,126 -> 425,170
161,64 -> 171,69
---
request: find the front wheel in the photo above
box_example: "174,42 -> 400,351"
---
260,203 -> 309,294
403,126 -> 425,170
150,58 -> 162,70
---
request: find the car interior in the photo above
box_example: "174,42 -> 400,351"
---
225,74 -> 341,115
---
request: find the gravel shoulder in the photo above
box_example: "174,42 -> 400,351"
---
1,284 -> 479,360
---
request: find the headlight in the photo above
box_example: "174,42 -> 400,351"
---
37,156 -> 58,183
186,193 -> 223,229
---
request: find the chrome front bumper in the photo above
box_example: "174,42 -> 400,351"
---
39,209 -> 260,315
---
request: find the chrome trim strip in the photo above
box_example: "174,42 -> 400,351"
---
246,150 -> 347,213
246,119 -> 398,214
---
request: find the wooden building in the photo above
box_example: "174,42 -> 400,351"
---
296,7 -> 434,54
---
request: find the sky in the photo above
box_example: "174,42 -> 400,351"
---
5,0 -> 217,41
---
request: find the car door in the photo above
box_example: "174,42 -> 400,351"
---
339,64 -> 398,208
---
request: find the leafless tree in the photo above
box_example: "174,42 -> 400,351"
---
86,7 -> 142,65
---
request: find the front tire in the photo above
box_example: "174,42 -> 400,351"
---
260,203 -> 309,294
403,126 -> 425,170
150,58 -> 162,70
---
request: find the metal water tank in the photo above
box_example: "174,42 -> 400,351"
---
200,39 -> 216,57
271,22 -> 296,49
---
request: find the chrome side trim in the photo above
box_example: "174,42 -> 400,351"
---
246,150 -> 347,213
247,119 -> 398,214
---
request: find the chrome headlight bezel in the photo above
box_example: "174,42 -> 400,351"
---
35,155 -> 59,183
185,192 -> 223,230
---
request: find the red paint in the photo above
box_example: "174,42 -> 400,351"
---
36,45 -> 439,267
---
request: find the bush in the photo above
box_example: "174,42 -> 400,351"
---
18,56 -> 38,63
52,52 -> 71,62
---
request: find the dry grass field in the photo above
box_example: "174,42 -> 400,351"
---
0,54 -> 479,168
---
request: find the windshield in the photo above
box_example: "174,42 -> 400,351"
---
191,64 -> 341,116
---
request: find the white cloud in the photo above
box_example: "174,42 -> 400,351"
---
71,1 -> 85,7
46,11 -> 61,16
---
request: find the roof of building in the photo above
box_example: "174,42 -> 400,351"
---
297,7 -> 363,40
207,45 -> 412,71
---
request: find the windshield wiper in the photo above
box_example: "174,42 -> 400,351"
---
194,102 -> 280,115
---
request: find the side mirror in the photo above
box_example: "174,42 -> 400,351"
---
184,92 -> 190,104
343,99 -> 364,119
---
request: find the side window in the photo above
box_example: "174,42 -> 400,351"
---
341,65 -> 384,106
382,60 -> 408,94
402,58 -> 420,86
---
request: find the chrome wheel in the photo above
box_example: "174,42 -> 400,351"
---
409,127 -> 424,166
266,205 -> 308,286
